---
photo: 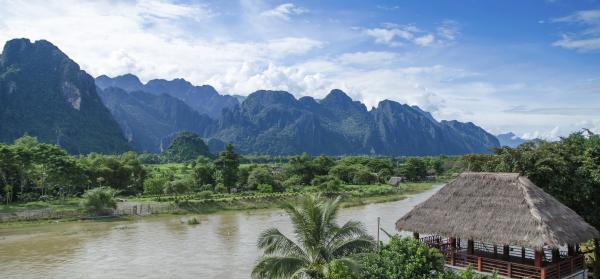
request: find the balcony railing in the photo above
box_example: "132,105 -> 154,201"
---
419,236 -> 586,279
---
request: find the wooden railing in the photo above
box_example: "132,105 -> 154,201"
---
436,245 -> 585,279
543,254 -> 585,279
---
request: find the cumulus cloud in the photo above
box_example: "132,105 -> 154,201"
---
260,3 -> 307,20
551,9 -> 600,51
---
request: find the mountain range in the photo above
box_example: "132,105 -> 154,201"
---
0,38 -> 501,155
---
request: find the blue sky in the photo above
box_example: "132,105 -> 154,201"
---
1,0 -> 599,139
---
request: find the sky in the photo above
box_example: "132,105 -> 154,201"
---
1,0 -> 600,140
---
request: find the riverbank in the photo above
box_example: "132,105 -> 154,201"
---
0,182 -> 439,225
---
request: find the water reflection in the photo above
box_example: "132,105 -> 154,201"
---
0,185 -> 441,279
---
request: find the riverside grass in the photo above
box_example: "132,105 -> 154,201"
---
0,182 -> 435,225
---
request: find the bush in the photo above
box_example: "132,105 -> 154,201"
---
81,187 -> 117,216
257,183 -> 273,193
247,167 -> 275,190
359,236 -> 445,279
144,176 -> 167,197
215,183 -> 227,193
319,176 -> 342,192
283,175 -> 304,189
197,190 -> 213,199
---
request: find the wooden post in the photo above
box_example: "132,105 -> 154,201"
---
540,267 -> 546,279
552,248 -> 560,263
567,244 -> 575,256
477,256 -> 482,272
507,263 -> 512,277
493,245 -> 498,257
534,250 -> 543,267
413,232 -> 419,240
450,237 -> 457,249
503,245 -> 510,260
450,250 -> 455,266
467,239 -> 474,255
522,246 -> 526,259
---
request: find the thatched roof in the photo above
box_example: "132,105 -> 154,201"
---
396,172 -> 599,249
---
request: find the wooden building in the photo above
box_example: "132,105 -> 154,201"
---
396,172 -> 599,279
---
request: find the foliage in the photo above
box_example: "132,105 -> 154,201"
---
257,183 -> 274,193
193,156 -> 215,186
161,132 -> 211,163
143,175 -> 167,197
252,194 -> 375,279
359,236 -> 445,279
400,157 -> 428,181
214,144 -> 241,192
248,167 -> 276,191
81,187 -> 117,215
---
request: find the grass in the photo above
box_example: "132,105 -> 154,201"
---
0,198 -> 82,213
0,181 -> 439,223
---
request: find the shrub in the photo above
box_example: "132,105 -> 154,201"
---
359,236 -> 445,279
215,183 -> 227,193
81,187 -> 117,216
283,175 -> 304,189
144,175 -> 167,197
247,167 -> 275,190
187,217 -> 200,225
257,183 -> 273,193
197,190 -> 213,199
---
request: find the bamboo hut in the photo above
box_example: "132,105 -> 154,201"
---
396,172 -> 599,279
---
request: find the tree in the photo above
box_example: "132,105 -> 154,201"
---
284,153 -> 314,184
252,194 -> 375,279
214,144 -> 240,193
81,187 -> 117,216
193,156 -> 215,187
161,132 -> 211,163
247,167 -> 276,191
401,158 -> 427,181
360,236 -> 445,279
312,155 -> 335,176
144,175 -> 167,198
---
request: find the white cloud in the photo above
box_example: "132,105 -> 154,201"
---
414,34 -> 435,46
260,3 -> 307,21
551,9 -> 600,51
363,22 -> 456,47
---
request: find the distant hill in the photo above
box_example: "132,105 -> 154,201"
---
496,132 -> 527,147
0,39 -> 129,154
161,131 -> 211,162
96,74 -> 239,118
213,90 -> 500,155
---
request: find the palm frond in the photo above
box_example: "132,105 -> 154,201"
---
258,227 -> 307,258
331,236 -> 376,257
251,256 -> 308,279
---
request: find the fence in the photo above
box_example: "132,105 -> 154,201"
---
0,202 -> 179,222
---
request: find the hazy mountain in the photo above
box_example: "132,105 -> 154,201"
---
0,39 -> 129,154
496,132 -> 527,147
2,38 -> 500,156
98,87 -> 215,153
212,90 -> 500,155
96,74 -> 239,118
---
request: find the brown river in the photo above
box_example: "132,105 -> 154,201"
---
0,185 -> 441,279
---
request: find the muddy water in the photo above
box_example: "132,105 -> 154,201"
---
0,185 -> 441,279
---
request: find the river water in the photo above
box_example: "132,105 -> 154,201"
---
0,185 -> 441,279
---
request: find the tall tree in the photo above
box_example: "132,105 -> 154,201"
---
214,144 -> 240,192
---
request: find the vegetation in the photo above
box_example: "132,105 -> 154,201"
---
251,194 -> 375,279
161,132 -> 211,163
81,187 -> 117,216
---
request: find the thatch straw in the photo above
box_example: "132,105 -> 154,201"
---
395,172 -> 599,249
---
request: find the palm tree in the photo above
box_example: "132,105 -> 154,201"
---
252,194 -> 375,279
